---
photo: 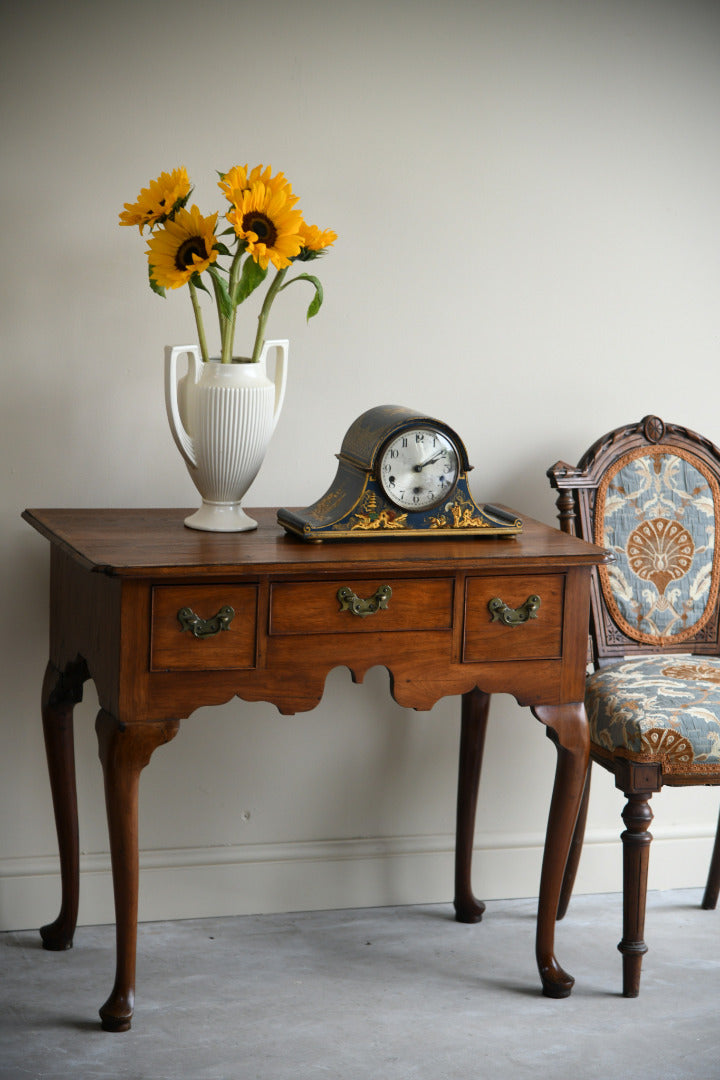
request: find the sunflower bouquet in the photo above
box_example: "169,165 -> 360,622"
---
120,165 -> 336,365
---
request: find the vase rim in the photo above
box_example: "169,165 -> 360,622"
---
206,356 -> 256,364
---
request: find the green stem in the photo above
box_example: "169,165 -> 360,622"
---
224,249 -> 245,363
189,280 -> 209,363
209,273 -> 232,363
251,267 -> 288,363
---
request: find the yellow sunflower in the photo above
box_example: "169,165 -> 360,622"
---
146,204 -> 219,290
119,167 -> 191,232
219,163 -> 298,207
226,181 -> 304,270
297,223 -> 337,258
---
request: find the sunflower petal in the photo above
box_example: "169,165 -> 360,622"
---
145,204 -> 219,289
120,167 -> 192,232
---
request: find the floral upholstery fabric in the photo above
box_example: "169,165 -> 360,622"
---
586,655 -> 720,776
596,447 -> 720,645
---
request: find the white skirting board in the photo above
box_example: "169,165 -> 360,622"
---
0,826 -> 715,932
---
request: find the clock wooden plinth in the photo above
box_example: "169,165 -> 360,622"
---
23,506 -> 608,1029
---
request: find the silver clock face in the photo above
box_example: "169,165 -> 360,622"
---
378,427 -> 460,511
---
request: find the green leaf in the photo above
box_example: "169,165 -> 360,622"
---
208,265 -> 234,320
148,264 -> 166,298
234,256 -> 268,305
215,241 -> 233,257
306,284 -> 323,320
190,271 -> 210,295
280,272 -> 324,320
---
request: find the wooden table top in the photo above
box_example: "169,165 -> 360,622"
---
23,507 -> 609,578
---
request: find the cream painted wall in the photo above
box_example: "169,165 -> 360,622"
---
2,0 -> 720,932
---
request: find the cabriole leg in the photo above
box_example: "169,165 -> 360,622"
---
557,765 -> 592,921
39,660 -> 87,951
95,710 -> 179,1032
531,702 -> 589,998
454,688 -> 490,923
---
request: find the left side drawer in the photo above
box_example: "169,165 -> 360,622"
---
150,585 -> 258,671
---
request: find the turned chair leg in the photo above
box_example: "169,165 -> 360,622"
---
557,765 -> 592,920
618,792 -> 653,997
701,803 -> 720,910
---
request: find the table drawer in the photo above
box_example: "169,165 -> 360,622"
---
150,585 -> 258,671
269,577 -> 454,635
463,574 -> 564,662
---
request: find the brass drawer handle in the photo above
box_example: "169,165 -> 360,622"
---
337,584 -> 392,618
488,594 -> 541,627
177,605 -> 236,638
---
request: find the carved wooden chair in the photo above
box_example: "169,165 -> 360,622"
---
547,414 -> 720,996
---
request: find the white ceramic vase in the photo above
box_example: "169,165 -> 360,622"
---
165,340 -> 288,531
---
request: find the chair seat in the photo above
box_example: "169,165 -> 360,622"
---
586,655 -> 720,777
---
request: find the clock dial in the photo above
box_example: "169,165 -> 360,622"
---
379,427 -> 460,511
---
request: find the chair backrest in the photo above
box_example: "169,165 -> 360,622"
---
548,415 -> 720,666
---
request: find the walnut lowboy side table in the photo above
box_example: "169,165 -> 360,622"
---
23,507 -> 607,1031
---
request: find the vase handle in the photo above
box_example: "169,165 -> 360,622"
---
164,345 -> 200,470
260,339 -> 289,435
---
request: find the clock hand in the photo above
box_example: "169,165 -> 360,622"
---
414,449 -> 444,472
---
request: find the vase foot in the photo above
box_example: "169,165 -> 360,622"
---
184,503 -> 258,532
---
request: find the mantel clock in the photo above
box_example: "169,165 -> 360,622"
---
277,405 -> 522,541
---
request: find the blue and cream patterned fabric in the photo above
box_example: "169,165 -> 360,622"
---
596,447 -> 720,645
586,655 -> 720,776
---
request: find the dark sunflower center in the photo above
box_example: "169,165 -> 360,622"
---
242,211 -> 277,246
175,236 -> 206,271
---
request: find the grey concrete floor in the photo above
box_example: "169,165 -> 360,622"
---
1,889 -> 718,1080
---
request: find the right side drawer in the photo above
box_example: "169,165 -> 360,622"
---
463,574 -> 564,662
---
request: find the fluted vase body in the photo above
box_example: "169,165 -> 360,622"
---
165,341 -> 288,531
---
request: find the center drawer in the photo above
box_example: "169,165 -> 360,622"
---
269,578 -> 454,635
